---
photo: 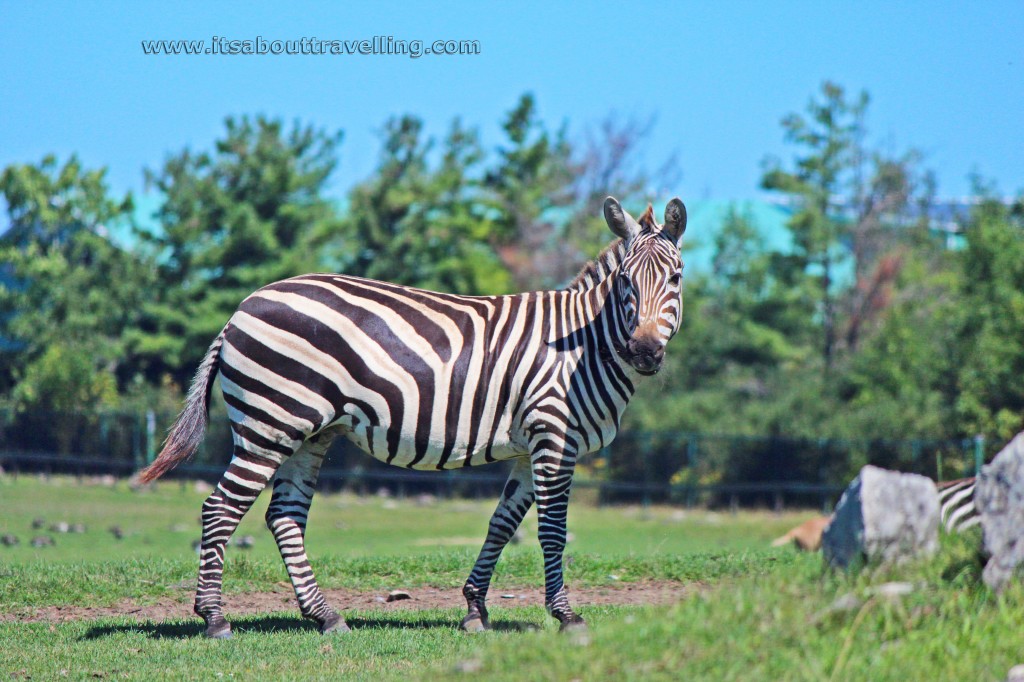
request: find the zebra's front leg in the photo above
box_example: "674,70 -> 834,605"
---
265,433 -> 348,634
532,447 -> 585,631
461,459 -> 535,632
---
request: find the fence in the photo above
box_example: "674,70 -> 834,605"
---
0,409 -> 986,510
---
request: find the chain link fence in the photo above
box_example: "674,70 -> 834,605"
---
0,409 -> 986,510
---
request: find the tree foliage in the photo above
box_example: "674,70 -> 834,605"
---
138,116 -> 344,384
1,87 -> 1022,488
0,156 -> 150,410
334,116 -> 511,294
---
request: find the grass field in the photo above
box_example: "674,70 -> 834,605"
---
1,474 -> 1022,680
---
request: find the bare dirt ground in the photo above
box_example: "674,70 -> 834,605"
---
6,581 -> 694,625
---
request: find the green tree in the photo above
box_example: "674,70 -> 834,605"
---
140,116 -> 344,384
837,243 -> 961,440
0,155 -> 150,411
335,116 -> 511,294
762,81 -> 869,371
484,93 -> 574,290
563,114 -> 681,285
954,191 -> 1024,441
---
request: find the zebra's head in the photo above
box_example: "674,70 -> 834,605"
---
603,197 -> 687,376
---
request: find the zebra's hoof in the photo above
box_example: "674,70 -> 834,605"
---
320,613 -> 351,635
460,615 -> 489,633
558,617 -> 587,633
205,621 -> 233,639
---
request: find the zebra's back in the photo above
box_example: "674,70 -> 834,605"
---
219,273 -> 568,470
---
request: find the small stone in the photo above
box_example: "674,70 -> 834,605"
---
31,517 -> 46,530
811,592 -> 863,623
49,522 -> 70,534
70,523 -> 87,534
108,525 -> 124,540
1,534 -> 19,547
233,535 -> 255,549
454,658 -> 483,673
607,574 -> 620,581
871,582 -> 915,599
829,592 -> 862,613
1006,664 -> 1024,682
374,596 -> 387,603
500,594 -> 516,599
30,535 -> 55,548
386,590 -> 412,602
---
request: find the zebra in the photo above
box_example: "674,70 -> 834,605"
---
938,478 -> 980,533
136,196 -> 688,638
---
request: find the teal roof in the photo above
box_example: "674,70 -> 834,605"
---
680,199 -> 794,275
114,194 -> 862,286
104,192 -> 163,251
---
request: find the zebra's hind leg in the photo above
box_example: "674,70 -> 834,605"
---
194,450 -> 280,639
461,459 -> 535,632
265,430 -> 348,634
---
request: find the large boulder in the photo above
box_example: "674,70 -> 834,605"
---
823,465 -> 940,569
976,431 -> 1024,592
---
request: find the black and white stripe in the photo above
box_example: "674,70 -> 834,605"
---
137,197 -> 688,637
938,478 -> 980,534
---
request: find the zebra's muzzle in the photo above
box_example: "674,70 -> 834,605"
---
625,337 -> 664,375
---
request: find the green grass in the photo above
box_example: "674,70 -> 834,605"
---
2,476 -> 1019,680
427,534 -> 1024,681
0,474 -> 799,563
0,473 -> 805,611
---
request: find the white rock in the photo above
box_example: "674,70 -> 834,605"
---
977,432 -> 1024,592
822,465 -> 939,569
1006,664 -> 1024,682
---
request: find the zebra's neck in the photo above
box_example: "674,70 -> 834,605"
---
565,239 -> 626,293
561,241 -> 636,392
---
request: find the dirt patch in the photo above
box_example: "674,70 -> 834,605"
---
6,581 -> 693,625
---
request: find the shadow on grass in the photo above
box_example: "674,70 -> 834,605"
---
82,613 -> 538,640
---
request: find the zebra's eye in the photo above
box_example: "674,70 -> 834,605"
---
668,272 -> 682,288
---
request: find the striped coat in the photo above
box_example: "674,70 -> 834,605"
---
137,197 -> 688,637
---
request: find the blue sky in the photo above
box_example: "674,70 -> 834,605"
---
1,1 -> 1022,204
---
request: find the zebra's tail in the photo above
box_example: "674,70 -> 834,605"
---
135,331 -> 225,484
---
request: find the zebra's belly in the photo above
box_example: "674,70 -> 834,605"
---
336,417 -> 526,470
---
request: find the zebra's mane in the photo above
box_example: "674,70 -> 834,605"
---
564,239 -> 626,292
564,205 -> 661,292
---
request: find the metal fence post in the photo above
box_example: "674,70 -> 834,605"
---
146,410 -> 156,465
642,433 -> 652,509
974,434 -> 985,475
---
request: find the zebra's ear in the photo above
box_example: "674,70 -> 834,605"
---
663,198 -> 687,246
604,197 -> 640,241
